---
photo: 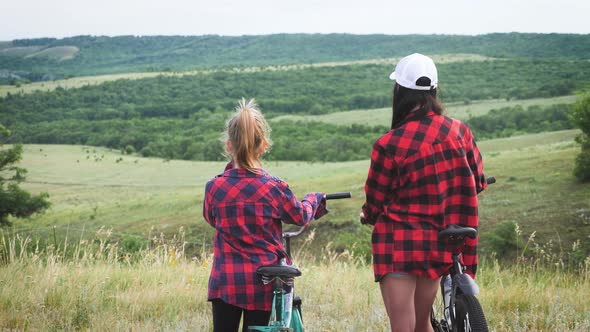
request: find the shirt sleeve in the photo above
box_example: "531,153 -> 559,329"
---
203,163 -> 232,227
465,128 -> 487,194
362,139 -> 396,225
463,126 -> 485,277
280,183 -> 327,226
203,180 -> 216,227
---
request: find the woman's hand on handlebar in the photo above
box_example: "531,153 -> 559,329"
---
360,211 -> 375,225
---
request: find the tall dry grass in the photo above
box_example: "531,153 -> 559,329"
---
0,229 -> 588,331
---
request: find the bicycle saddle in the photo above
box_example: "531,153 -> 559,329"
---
257,264 -> 302,278
438,225 -> 477,242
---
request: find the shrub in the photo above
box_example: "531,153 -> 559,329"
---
570,92 -> 590,182
124,145 -> 136,155
480,221 -> 522,257
121,235 -> 148,253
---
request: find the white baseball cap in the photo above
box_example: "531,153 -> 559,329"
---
389,53 -> 438,91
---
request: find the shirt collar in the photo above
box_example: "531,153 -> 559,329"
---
403,108 -> 437,121
222,161 -> 268,178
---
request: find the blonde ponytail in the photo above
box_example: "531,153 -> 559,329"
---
224,98 -> 271,173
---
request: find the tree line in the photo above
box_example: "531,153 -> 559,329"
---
2,33 -> 590,84
5,105 -> 575,163
2,59 -> 589,124
1,59 -> 586,162
465,103 -> 574,139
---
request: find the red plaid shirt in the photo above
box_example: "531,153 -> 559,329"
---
363,110 -> 487,281
203,163 -> 327,310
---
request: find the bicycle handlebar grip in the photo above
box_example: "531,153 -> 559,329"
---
324,192 -> 352,200
486,177 -> 496,185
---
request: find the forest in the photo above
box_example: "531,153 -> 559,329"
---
2,33 -> 590,83
1,57 -> 587,161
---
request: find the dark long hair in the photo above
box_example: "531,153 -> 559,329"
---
391,82 -> 443,129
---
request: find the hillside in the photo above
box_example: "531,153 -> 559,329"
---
2,33 -> 588,162
1,33 -> 590,83
1,57 -> 586,162
12,130 -> 590,258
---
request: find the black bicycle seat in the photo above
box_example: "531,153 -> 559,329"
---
438,225 -> 477,242
257,264 -> 302,278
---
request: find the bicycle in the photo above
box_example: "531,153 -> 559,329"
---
247,192 -> 352,332
431,176 -> 495,332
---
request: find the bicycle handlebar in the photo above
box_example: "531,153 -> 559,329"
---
324,192 -> 352,200
283,192 -> 352,240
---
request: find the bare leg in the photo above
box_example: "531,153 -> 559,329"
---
379,274 -> 417,332
414,276 -> 441,332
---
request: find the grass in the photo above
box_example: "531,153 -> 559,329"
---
0,46 -> 78,62
12,129 -> 590,257
0,73 -> 178,97
270,95 -> 578,125
476,131 -> 590,245
0,45 -> 42,57
0,232 -> 588,331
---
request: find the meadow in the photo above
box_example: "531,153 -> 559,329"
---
1,223 -> 588,331
10,127 -> 588,255
271,95 -> 578,126
2,128 -> 589,331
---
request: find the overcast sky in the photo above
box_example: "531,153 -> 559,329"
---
1,0 -> 589,41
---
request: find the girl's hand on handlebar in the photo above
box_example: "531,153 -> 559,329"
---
324,192 -> 352,200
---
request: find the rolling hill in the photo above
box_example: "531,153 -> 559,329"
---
12,129 -> 590,258
1,33 -> 589,257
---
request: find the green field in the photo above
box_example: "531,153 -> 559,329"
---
15,144 -> 366,241
11,129 -> 589,257
271,95 -> 578,125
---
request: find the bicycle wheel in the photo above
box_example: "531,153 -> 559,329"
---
431,309 -> 448,332
455,294 -> 488,332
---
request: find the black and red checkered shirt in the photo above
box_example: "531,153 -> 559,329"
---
363,110 -> 487,281
203,163 -> 327,310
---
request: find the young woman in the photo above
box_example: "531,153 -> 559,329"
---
361,54 -> 488,332
203,98 -> 327,332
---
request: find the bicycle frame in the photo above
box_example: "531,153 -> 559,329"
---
431,228 -> 478,332
434,186 -> 496,332
436,251 -> 467,331
248,275 -> 303,332
247,248 -> 304,332
432,177 -> 495,332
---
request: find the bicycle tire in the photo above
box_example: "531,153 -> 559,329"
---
430,319 -> 447,332
455,294 -> 489,332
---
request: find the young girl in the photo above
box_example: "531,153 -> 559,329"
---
203,98 -> 327,332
